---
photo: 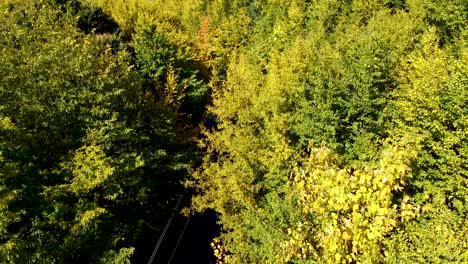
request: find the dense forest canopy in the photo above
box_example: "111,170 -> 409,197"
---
0,0 -> 467,263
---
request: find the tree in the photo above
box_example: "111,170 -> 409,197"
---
282,138 -> 419,263
0,1 -> 197,262
192,0 -> 468,263
383,28 -> 468,263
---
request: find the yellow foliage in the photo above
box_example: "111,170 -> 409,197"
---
0,117 -> 16,133
281,136 -> 420,263
71,207 -> 107,233
86,0 -> 203,43
211,237 -> 230,264
79,207 -> 107,227
63,145 -> 115,194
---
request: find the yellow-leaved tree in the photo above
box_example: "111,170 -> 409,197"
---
282,136 -> 420,263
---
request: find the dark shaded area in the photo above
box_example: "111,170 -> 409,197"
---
204,118 -> 218,131
76,5 -> 119,34
171,210 -> 219,264
384,0 -> 407,10
48,0 -> 119,34
132,209 -> 219,264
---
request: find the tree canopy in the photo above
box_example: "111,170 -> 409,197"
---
0,0 -> 467,263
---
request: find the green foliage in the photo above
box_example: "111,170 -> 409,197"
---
100,247 -> 135,264
191,0 -> 468,263
132,26 -> 209,120
0,1 -> 199,263
383,28 -> 468,263
1,0 -> 467,262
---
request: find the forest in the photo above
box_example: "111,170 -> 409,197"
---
0,0 -> 467,263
